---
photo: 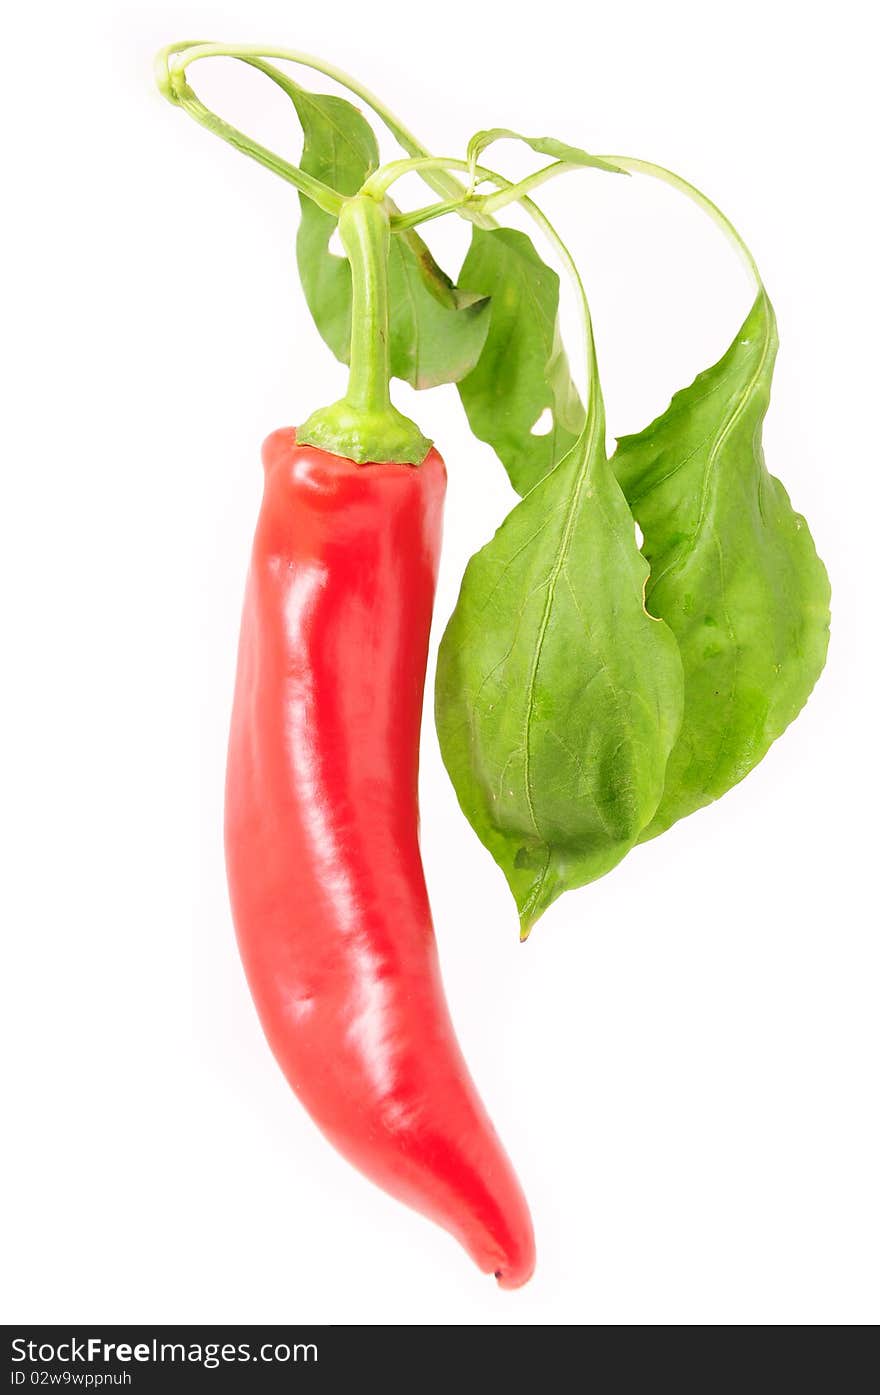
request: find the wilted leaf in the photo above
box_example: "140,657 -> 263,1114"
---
613,292 -> 831,838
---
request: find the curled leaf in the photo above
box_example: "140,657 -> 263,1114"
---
613,292 -> 831,838
387,231 -> 491,388
457,227 -> 584,493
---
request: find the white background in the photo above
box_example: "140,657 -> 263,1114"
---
3,0 -> 877,1326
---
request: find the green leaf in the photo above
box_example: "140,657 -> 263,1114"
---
290,88 -> 377,362
290,86 -> 490,389
436,389 -> 684,936
468,128 -> 624,177
387,232 -> 492,388
457,227 -> 585,494
613,292 -> 831,840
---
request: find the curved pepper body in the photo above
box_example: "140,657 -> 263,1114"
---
224,429 -> 535,1287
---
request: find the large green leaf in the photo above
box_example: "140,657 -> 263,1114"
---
457,227 -> 585,494
289,86 -> 490,389
436,384 -> 684,936
613,292 -> 830,839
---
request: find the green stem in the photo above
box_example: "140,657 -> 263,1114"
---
479,164 -> 573,215
599,155 -> 763,288
156,59 -> 344,216
342,197 -> 393,414
298,197 -> 431,464
378,159 -> 574,230
362,156 -> 471,200
162,42 -> 432,165
157,41 -> 496,228
390,196 -> 472,233
366,154 -> 568,206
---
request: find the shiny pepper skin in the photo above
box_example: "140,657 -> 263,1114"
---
224,429 -> 535,1287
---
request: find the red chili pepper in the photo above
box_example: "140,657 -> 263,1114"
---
225,428 -> 535,1287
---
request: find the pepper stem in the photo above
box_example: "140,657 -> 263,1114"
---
298,196 -> 431,465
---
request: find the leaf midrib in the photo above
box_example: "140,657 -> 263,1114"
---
521,410 -> 602,842
647,301 -> 773,597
